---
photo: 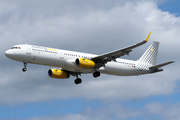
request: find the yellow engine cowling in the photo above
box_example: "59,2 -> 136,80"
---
75,58 -> 95,68
48,69 -> 70,79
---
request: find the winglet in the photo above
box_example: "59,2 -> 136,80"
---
145,32 -> 151,42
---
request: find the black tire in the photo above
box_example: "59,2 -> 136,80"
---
74,78 -> 82,84
93,71 -> 100,78
22,68 -> 27,72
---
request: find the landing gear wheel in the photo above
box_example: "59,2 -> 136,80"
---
93,71 -> 100,78
22,62 -> 27,72
74,78 -> 82,85
22,68 -> 27,72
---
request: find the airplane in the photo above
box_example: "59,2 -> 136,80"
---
5,32 -> 174,84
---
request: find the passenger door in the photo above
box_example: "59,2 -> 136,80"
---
26,44 -> 31,54
59,51 -> 64,59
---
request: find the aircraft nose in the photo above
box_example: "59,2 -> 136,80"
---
5,50 -> 13,58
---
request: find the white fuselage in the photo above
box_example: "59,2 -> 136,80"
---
5,44 -> 151,76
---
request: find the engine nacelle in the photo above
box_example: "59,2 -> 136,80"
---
48,69 -> 70,79
75,58 -> 95,68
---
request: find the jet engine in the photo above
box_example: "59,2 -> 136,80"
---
48,69 -> 70,79
75,58 -> 95,68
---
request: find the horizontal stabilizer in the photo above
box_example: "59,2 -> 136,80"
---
149,61 -> 175,70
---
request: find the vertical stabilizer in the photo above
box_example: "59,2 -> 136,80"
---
138,41 -> 159,65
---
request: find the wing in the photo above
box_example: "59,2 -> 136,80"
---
92,32 -> 151,68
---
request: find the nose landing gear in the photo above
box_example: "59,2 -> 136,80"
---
22,62 -> 27,72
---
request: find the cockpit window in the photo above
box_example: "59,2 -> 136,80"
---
11,47 -> 21,49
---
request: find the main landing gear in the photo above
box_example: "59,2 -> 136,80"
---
93,71 -> 100,78
74,75 -> 82,85
22,62 -> 27,72
74,71 -> 101,85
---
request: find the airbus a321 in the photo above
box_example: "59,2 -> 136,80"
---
5,32 -> 174,84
